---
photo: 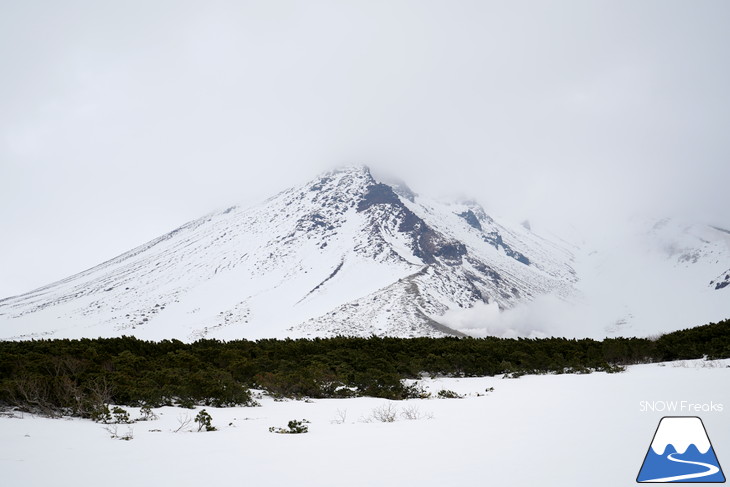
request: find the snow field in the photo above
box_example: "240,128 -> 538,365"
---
1,359 -> 728,487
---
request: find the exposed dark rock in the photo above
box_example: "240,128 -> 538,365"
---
296,212 -> 331,233
459,200 -> 493,225
482,232 -> 531,265
358,183 -> 467,266
309,177 -> 332,192
467,257 -> 502,283
462,273 -> 485,301
300,259 -> 346,302
357,183 -> 402,212
390,181 -> 417,202
399,212 -> 466,266
433,241 -> 467,260
712,270 -> 730,290
458,210 -> 482,231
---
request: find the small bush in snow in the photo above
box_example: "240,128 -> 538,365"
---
331,409 -> 347,424
502,371 -> 524,379
269,419 -> 310,434
436,389 -> 463,399
195,409 -> 216,432
91,405 -> 112,423
400,404 -> 423,420
369,403 -> 398,423
138,405 -> 158,421
103,424 -> 134,441
604,364 -> 626,373
173,413 -> 192,433
402,381 -> 431,399
92,405 -> 131,424
111,406 -> 131,424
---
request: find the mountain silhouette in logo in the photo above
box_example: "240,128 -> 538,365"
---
637,417 -> 725,483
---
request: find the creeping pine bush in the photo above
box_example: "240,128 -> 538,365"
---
195,409 -> 216,432
269,419 -> 310,434
436,389 -> 463,399
91,405 -> 112,423
92,405 -> 132,424
111,406 -> 131,424
402,381 -> 431,399
138,405 -> 158,421
604,363 -> 627,373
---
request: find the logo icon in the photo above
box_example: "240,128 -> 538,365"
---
637,416 -> 725,483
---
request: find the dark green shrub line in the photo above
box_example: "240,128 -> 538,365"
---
0,319 -> 727,416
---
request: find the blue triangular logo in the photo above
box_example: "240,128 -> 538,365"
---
637,416 -> 726,483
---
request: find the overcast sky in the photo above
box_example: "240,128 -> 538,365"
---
1,0 -> 729,298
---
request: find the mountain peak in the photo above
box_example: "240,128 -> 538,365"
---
304,164 -> 375,195
324,164 -> 373,179
0,166 -> 577,341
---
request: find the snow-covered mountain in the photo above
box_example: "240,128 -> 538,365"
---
464,214 -> 730,340
566,217 -> 730,338
0,166 -> 576,340
0,165 -> 728,341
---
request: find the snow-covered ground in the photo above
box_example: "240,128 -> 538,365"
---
2,359 -> 728,486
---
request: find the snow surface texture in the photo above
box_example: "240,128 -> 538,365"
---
1,359 -> 728,487
1,165 -> 728,341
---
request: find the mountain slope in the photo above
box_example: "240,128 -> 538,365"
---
2,166 -> 727,341
0,166 -> 576,341
477,216 -> 730,339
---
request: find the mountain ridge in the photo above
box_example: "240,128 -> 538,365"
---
0,166 -> 576,340
1,165 -> 728,341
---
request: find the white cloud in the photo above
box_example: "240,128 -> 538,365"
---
1,1 -> 729,296
442,295 -> 595,339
